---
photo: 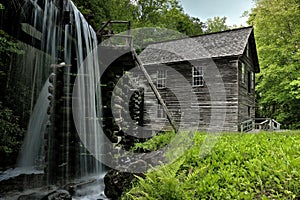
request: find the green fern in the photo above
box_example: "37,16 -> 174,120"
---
131,131 -> 176,152
123,131 -> 300,199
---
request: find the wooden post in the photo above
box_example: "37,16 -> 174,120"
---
127,21 -> 131,46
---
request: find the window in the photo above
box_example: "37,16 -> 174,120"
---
246,43 -> 250,57
157,70 -> 166,89
251,72 -> 255,90
157,101 -> 166,119
248,106 -> 251,117
241,62 -> 246,83
248,71 -> 251,93
192,66 -> 204,87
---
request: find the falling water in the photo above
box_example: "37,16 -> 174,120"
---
17,80 -> 50,167
68,0 -> 103,178
2,0 -> 104,185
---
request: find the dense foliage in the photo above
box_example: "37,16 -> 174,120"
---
72,0 -> 230,36
204,16 -> 229,34
0,103 -> 25,168
124,131 -> 300,199
0,30 -> 23,102
0,29 -> 25,168
248,0 -> 300,129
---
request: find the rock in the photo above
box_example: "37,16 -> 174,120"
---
17,193 -> 45,200
104,169 -> 144,200
97,193 -> 108,200
41,189 -> 71,200
127,159 -> 147,173
0,173 -> 45,194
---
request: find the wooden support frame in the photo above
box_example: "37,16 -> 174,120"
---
97,19 -> 178,133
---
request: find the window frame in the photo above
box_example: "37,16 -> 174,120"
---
241,62 -> 246,83
192,66 -> 204,87
251,71 -> 255,90
248,71 -> 251,93
157,69 -> 167,89
246,43 -> 250,57
248,106 -> 251,117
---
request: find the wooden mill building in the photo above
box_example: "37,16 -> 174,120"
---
137,27 -> 260,132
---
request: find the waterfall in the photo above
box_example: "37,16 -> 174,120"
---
69,0 -> 103,177
16,0 -> 60,168
17,80 -> 50,167
7,0 -> 104,183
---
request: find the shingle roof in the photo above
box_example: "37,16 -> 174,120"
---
140,26 -> 256,66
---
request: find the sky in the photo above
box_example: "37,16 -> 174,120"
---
179,0 -> 255,26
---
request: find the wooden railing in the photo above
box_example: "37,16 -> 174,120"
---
255,119 -> 269,131
240,119 -> 254,132
271,119 -> 281,130
255,118 -> 281,131
240,118 -> 282,132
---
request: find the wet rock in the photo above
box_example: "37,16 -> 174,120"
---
0,173 -> 45,194
96,193 -> 108,200
17,193 -> 45,200
104,169 -> 144,200
41,189 -> 71,200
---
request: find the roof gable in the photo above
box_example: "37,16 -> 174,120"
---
192,27 -> 252,58
140,27 -> 259,72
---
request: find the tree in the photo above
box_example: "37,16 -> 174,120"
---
204,16 -> 229,33
133,0 -> 167,26
159,5 -> 204,36
72,0 -> 112,29
130,0 -> 204,36
248,0 -> 300,128
74,0 -> 205,36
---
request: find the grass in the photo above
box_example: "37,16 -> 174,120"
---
123,131 -> 300,199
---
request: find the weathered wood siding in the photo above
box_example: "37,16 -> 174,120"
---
140,57 -> 240,132
237,41 -> 256,126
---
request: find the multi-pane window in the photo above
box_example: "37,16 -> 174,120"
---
192,66 -> 204,87
157,102 -> 166,119
157,70 -> 166,89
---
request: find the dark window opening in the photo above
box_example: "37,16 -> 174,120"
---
248,106 -> 251,117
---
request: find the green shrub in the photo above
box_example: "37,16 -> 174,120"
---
124,131 -> 300,199
131,131 -> 176,152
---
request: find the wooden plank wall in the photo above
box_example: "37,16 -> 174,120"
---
237,41 -> 256,127
137,57 -> 241,132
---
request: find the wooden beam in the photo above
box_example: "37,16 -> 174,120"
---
132,50 -> 178,133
